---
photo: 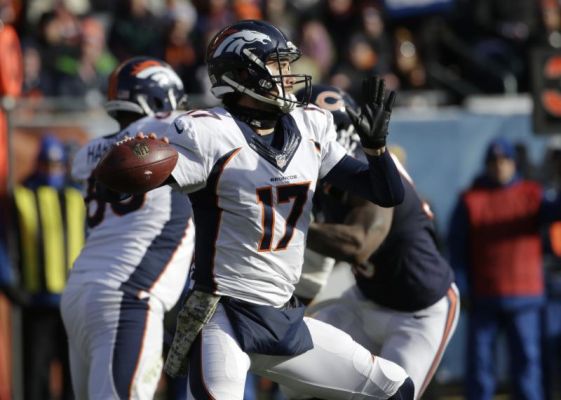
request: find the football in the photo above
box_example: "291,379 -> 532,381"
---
95,137 -> 178,194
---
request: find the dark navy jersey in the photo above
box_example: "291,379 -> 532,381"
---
321,170 -> 454,312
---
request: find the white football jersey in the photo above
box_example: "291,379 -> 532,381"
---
168,106 -> 346,307
68,112 -> 195,310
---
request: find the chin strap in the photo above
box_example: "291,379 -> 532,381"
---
225,103 -> 283,129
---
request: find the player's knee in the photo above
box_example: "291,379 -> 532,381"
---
388,377 -> 414,400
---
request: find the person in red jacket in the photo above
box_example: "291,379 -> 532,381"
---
448,137 -> 546,400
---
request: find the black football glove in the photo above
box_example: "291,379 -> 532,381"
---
346,76 -> 396,150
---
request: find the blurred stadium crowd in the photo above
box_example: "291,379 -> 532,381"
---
2,0 -> 561,107
3,1 -> 561,400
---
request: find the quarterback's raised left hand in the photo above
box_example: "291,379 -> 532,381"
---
346,76 -> 396,151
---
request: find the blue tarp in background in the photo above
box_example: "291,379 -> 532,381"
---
390,108 -> 550,242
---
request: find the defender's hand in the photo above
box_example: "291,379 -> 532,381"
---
346,76 -> 396,151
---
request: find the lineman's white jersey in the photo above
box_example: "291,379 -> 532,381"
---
67,112 -> 195,310
167,106 -> 346,307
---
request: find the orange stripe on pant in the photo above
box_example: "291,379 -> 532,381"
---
418,286 -> 459,398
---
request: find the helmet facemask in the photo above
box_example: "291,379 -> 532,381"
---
265,48 -> 312,113
133,86 -> 188,116
218,47 -> 311,113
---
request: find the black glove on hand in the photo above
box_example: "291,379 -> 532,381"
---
346,76 -> 396,150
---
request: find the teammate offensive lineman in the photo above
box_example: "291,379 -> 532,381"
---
118,20 -> 414,399
297,85 -> 460,399
60,57 -> 196,400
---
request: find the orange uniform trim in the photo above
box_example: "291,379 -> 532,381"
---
418,287 -> 459,398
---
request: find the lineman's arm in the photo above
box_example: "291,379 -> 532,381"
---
307,196 -> 393,265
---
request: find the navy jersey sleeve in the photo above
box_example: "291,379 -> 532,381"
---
321,151 -> 404,207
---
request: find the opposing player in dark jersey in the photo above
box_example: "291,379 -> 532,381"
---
297,85 -> 460,399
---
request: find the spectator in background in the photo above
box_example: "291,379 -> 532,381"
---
316,0 -> 361,65
35,1 -> 84,88
163,1 -> 205,94
191,0 -> 236,45
21,41 -> 51,98
330,34 -> 383,101
24,0 -> 90,30
392,27 -> 427,91
32,3 -> 115,100
360,2 -> 397,89
49,16 -> 117,100
263,0 -> 298,40
298,19 -> 335,82
540,0 -> 561,48
466,0 -> 544,93
108,0 -> 165,61
11,134 -> 85,400
75,17 -> 116,94
0,0 -> 22,28
23,135 -> 67,188
448,137 -> 555,400
232,0 -> 261,20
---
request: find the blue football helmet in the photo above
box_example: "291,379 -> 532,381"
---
206,20 -> 311,114
106,57 -> 187,117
